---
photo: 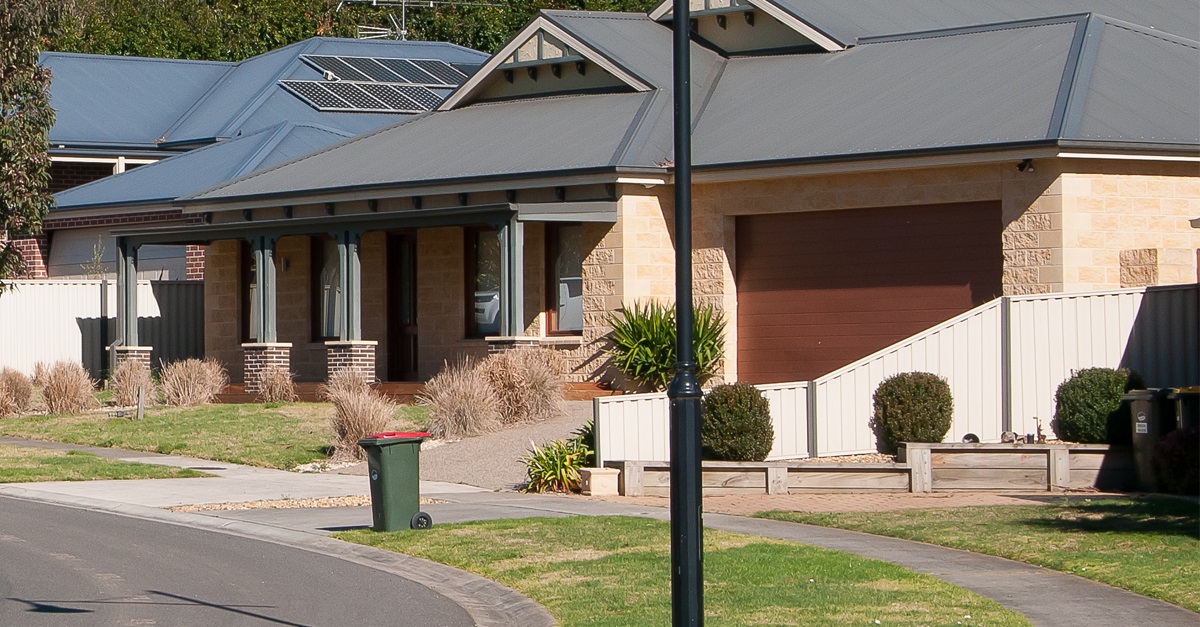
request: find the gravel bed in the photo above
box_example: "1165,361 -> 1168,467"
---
170,495 -> 446,512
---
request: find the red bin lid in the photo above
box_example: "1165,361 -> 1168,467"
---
366,431 -> 429,439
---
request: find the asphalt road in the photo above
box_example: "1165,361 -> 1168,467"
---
0,496 -> 473,627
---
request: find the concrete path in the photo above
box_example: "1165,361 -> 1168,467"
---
2,436 -> 1196,627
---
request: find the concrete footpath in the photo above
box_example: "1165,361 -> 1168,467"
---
2,437 -> 1196,627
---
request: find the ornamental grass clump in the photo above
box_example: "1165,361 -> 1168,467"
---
605,301 -> 725,391
701,382 -> 774,461
256,365 -> 297,403
520,437 -> 592,493
419,357 -> 501,440
1052,367 -> 1142,444
159,358 -> 228,406
324,371 -> 393,462
109,359 -> 153,407
30,361 -> 49,387
0,368 -> 33,418
42,361 -> 95,415
481,347 -> 564,425
870,372 -> 954,453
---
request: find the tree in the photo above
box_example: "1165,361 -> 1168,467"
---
0,0 -> 58,292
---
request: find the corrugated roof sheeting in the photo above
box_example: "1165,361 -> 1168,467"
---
188,91 -> 659,201
1073,19 -> 1200,143
771,0 -> 1199,44
43,54 -> 231,147
693,21 -> 1077,167
54,124 -> 350,210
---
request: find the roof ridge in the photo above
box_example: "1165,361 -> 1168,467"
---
1092,14 -> 1200,47
859,13 -> 1090,45
40,51 -> 233,66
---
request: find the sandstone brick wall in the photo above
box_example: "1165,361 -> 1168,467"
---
416,227 -> 484,378
275,236 -> 322,380
360,232 -> 388,381
204,240 -> 243,381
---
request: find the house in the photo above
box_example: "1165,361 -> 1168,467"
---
14,38 -> 486,280
106,1 -> 1199,392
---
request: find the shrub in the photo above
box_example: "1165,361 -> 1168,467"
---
42,361 -> 95,415
326,371 -> 394,461
1052,367 -> 1142,444
419,357 -> 502,440
700,382 -> 774,461
322,368 -> 372,401
870,372 -> 954,453
109,359 -> 154,407
572,418 -> 596,467
605,301 -> 726,391
30,361 -> 49,387
481,347 -> 564,425
1153,427 -> 1199,495
0,368 -> 33,418
521,438 -> 592,493
159,358 -> 228,406
256,366 -> 297,403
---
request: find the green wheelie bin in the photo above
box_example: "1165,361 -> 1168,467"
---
358,432 -> 432,531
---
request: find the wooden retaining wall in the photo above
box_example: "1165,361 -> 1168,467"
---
607,444 -> 1135,496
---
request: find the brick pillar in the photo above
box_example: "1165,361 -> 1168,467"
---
9,235 -> 49,278
242,342 -> 292,394
112,346 -> 153,371
325,340 -> 377,382
185,245 -> 206,281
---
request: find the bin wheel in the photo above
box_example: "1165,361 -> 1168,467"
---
411,512 -> 433,530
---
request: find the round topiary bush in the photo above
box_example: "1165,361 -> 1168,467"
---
1051,367 -> 1142,444
870,372 -> 954,453
1152,427 -> 1199,495
701,382 -> 773,461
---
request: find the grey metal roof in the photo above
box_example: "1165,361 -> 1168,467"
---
42,53 -> 231,150
53,123 -> 351,211
42,38 -> 487,154
182,8 -> 1199,208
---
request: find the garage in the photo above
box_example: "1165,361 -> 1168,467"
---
735,201 -> 1003,384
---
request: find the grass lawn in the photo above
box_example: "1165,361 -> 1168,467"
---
337,516 -> 1028,626
0,403 -> 428,470
758,497 -> 1200,612
0,444 -> 205,482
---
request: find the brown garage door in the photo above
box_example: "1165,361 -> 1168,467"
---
736,202 -> 1002,384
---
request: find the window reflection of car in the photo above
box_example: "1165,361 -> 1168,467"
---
557,276 -> 583,332
475,290 -> 499,334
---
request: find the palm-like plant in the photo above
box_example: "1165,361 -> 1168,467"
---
605,301 -> 726,391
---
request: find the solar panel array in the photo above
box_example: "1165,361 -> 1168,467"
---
281,55 -> 474,113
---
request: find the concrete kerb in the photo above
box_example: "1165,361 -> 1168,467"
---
0,486 -> 554,627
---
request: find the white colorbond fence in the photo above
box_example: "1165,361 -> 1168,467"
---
0,279 -> 205,379
594,284 -> 1199,466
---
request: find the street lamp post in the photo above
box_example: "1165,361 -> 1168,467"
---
668,0 -> 703,624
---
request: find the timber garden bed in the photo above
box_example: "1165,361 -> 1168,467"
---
607,443 -> 1136,496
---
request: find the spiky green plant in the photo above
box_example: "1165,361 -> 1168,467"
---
520,438 -> 592,493
605,301 -> 726,391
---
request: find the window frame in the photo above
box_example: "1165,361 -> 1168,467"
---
464,226 -> 501,339
544,222 -> 584,336
310,236 -> 342,342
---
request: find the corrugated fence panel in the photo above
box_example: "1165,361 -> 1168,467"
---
595,393 -> 669,466
0,280 -> 204,379
1008,285 -> 1198,437
813,300 -> 1003,457
759,382 -> 810,460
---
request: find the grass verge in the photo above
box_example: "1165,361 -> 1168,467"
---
0,444 -> 204,482
758,497 -> 1199,612
337,516 -> 1028,626
0,403 -> 427,470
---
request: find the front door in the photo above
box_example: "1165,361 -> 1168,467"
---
387,232 -> 418,380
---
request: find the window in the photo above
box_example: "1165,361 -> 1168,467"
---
240,241 -> 259,342
546,223 -> 583,334
312,237 -> 343,340
466,227 -> 501,337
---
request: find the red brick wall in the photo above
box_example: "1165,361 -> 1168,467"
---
43,210 -> 205,230
8,235 -> 49,278
49,162 -> 113,193
185,245 -> 205,281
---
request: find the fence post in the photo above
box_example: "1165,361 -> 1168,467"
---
1000,296 -> 1013,434
806,381 -> 819,458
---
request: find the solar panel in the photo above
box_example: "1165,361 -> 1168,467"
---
359,83 -> 425,112
324,83 -> 390,110
280,80 -> 352,110
302,55 -> 371,81
409,59 -> 467,85
339,57 -> 406,83
372,58 -> 437,84
390,85 -> 442,110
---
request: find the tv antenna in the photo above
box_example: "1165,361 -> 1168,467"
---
336,0 -> 501,41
